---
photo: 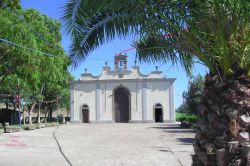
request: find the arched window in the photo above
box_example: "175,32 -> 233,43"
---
82,104 -> 89,110
155,103 -> 162,108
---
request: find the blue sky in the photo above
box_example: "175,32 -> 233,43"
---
20,0 -> 207,108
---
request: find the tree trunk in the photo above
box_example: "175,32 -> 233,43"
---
28,112 -> 32,124
44,106 -> 47,123
11,101 -> 16,124
37,101 -> 41,123
23,106 -> 28,125
49,108 -> 52,122
23,110 -> 26,125
193,75 -> 250,166
37,85 -> 44,124
5,102 -> 8,109
28,102 -> 36,124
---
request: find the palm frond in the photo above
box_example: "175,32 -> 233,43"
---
61,0 -> 146,66
133,32 -> 194,75
60,0 -> 82,36
62,0 -> 250,76
61,0 -> 189,67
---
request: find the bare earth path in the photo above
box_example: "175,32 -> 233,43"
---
0,123 -> 194,166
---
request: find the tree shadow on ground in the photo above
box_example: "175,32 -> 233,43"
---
149,124 -> 195,145
176,137 -> 194,144
164,129 -> 195,134
150,126 -> 180,130
149,126 -> 195,133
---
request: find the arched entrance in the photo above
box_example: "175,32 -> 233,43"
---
81,104 -> 89,123
154,103 -> 163,122
113,86 -> 130,123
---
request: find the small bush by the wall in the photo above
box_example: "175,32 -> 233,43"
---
176,112 -> 198,128
176,112 -> 186,122
185,115 -> 198,123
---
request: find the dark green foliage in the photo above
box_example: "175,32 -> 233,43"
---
0,0 -> 72,118
175,103 -> 190,114
176,74 -> 204,115
175,112 -> 186,122
176,75 -> 202,127
0,0 -> 21,10
185,115 -> 198,123
176,112 -> 198,123
183,74 -> 205,114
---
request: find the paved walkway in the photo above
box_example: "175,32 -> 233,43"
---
0,123 -> 194,166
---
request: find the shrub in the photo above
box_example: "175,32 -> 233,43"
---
176,112 -> 198,123
185,115 -> 198,123
176,112 -> 186,122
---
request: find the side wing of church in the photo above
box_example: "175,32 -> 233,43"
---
70,54 -> 176,123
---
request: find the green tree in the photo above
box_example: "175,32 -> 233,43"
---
18,9 -> 71,124
0,0 -> 20,10
40,58 -> 72,122
0,1 -> 72,125
0,4 -> 42,124
62,0 -> 250,165
182,74 -> 205,114
0,10 -> 38,87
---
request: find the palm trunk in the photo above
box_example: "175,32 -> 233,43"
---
193,74 -> 250,166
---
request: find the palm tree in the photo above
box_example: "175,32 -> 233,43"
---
62,0 -> 250,165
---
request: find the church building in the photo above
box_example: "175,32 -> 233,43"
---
70,54 -> 176,123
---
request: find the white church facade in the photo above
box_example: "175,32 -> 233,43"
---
70,54 -> 176,123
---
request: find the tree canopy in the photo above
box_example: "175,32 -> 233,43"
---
0,0 -> 72,115
177,74 -> 204,115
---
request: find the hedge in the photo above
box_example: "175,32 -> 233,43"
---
176,112 -> 198,123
